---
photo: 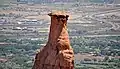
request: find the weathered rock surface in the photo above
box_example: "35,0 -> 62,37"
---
33,11 -> 74,69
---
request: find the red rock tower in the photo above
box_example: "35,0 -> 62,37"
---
33,11 -> 74,69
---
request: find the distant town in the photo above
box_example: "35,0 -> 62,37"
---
1,0 -> 120,39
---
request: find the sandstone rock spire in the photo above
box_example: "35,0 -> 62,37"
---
33,11 -> 74,69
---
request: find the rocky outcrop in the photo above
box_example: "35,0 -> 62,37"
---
33,11 -> 74,69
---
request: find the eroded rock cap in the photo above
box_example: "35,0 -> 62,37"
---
48,11 -> 69,18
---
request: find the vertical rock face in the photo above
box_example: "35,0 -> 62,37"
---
33,11 -> 74,69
